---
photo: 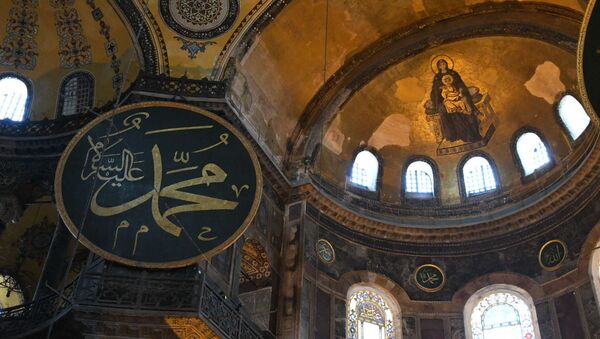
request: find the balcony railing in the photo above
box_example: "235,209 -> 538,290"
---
0,258 -> 265,339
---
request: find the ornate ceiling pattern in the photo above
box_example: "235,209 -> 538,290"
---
240,238 -> 272,284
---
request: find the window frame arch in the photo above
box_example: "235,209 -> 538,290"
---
0,270 -> 26,309
511,127 -> 554,181
0,72 -> 33,122
346,146 -> 384,199
458,151 -> 501,200
401,156 -> 440,204
56,70 -> 96,118
464,284 -> 542,339
346,284 -> 402,339
554,92 -> 593,145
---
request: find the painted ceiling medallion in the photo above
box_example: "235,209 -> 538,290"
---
316,239 -> 335,264
159,0 -> 239,39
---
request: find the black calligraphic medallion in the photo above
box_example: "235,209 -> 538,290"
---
55,102 -> 262,268
538,240 -> 568,271
316,239 -> 335,264
414,264 -> 445,293
579,0 -> 600,117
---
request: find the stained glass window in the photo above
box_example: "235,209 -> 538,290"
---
558,95 -> 591,140
516,132 -> 551,176
469,291 -> 537,339
350,150 -> 379,192
0,76 -> 29,121
57,72 -> 94,117
462,156 -> 497,197
347,290 -> 395,339
405,160 -> 434,196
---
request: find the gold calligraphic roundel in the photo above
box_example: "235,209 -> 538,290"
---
55,102 -> 262,268
538,240 -> 568,272
414,264 -> 446,293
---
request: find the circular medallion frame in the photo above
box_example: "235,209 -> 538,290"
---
414,264 -> 446,293
316,239 -> 335,264
538,239 -> 568,271
159,0 -> 239,39
54,102 -> 262,268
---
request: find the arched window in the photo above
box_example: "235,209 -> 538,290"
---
462,155 -> 497,197
57,72 -> 94,117
347,286 -> 400,339
350,150 -> 379,192
465,285 -> 541,339
558,95 -> 591,140
0,75 -> 30,121
0,274 -> 25,309
405,160 -> 435,196
515,132 -> 551,176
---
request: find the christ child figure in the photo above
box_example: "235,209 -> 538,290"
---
440,74 -> 472,114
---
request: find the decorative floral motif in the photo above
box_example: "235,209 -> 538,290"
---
52,1 -> 91,68
59,34 -> 92,68
85,1 -> 122,90
160,0 -> 239,39
174,36 -> 216,59
176,0 -> 223,26
0,0 -> 39,70
18,216 -> 55,265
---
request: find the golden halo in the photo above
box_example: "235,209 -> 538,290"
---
431,55 -> 454,73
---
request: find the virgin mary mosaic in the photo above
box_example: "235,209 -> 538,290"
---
425,55 -> 497,155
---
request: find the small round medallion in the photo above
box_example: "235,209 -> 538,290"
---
316,239 -> 335,264
414,264 -> 445,293
538,240 -> 568,271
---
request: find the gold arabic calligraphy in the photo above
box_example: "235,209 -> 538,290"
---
80,113 -> 245,247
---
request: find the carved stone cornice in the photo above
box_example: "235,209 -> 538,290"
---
283,2 -> 583,174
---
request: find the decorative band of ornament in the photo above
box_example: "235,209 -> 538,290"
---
0,0 -> 39,70
51,0 -> 92,69
54,102 -> 262,268
159,0 -> 239,39
85,0 -> 122,90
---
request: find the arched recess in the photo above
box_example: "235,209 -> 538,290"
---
347,147 -> 383,197
285,2 -> 582,174
347,283 -> 403,339
464,284 -> 542,339
238,238 -> 274,332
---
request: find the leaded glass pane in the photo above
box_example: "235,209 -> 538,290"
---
516,132 -> 550,176
558,95 -> 590,140
0,77 -> 28,121
350,151 -> 379,191
463,156 -> 497,196
405,160 -> 434,195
